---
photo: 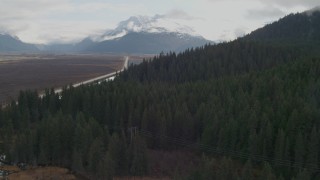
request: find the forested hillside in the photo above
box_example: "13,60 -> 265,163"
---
244,11 -> 320,56
1,10 -> 320,180
121,41 -> 302,83
245,11 -> 320,43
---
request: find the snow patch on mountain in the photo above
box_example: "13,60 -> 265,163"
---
92,15 -> 201,42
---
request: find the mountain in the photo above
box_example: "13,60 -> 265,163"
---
39,38 -> 95,53
2,15 -> 211,54
86,32 -> 210,54
242,9 -> 320,57
244,9 -> 320,44
95,15 -> 198,41
0,34 -> 39,52
83,15 -> 212,54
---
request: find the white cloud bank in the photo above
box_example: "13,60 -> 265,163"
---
0,0 -> 317,44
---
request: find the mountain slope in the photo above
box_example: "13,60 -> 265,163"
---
0,34 -> 38,52
121,9 -> 320,83
12,15 -> 211,54
120,9 -> 320,82
86,32 -> 210,54
244,10 -> 320,43
40,38 -> 95,53
84,15 -> 211,54
95,15 -> 198,41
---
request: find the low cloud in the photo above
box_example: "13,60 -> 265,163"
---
0,0 -> 139,43
256,0 -> 319,8
306,6 -> 320,16
206,0 -> 319,8
246,6 -> 285,20
1,0 -> 318,44
159,9 -> 203,20
234,28 -> 247,38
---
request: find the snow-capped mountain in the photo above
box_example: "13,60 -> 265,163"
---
79,15 -> 212,54
93,15 -> 200,42
40,15 -> 212,54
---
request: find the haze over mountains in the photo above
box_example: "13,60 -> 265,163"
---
0,34 -> 38,53
0,15 -> 211,54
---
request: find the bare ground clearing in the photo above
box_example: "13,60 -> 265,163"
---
4,166 -> 85,180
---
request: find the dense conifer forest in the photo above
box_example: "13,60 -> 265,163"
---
1,11 -> 320,179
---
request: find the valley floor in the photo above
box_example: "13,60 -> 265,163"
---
0,54 -> 124,104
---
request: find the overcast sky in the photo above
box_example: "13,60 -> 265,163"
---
0,0 -> 318,44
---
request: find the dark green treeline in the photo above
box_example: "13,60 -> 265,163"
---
0,38 -> 320,179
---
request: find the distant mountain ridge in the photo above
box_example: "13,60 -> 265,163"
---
0,14 -> 212,54
93,15 -> 199,42
0,34 -> 38,52
84,15 -> 212,53
85,31 -> 210,54
2,7 -> 320,54
41,15 -> 211,54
